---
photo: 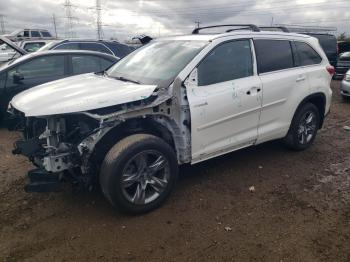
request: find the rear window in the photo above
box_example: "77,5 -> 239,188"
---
80,43 -> 113,55
55,43 -> 80,50
41,31 -> 52,37
254,39 -> 294,73
295,42 -> 322,66
108,43 -> 133,58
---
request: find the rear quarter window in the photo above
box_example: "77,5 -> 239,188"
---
295,41 -> 322,66
254,39 -> 294,74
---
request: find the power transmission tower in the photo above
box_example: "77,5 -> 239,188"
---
195,21 -> 201,29
52,14 -> 58,38
0,15 -> 6,34
96,0 -> 103,40
64,0 -> 77,38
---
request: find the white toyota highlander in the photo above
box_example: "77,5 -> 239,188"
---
8,25 -> 333,213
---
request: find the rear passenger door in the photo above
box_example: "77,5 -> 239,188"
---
293,41 -> 325,94
254,39 -> 310,143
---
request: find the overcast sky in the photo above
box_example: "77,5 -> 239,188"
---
0,0 -> 349,41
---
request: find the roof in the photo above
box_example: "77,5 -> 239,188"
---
56,39 -> 123,44
160,30 -> 312,42
2,49 -> 118,69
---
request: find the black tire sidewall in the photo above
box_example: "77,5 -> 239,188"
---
287,103 -> 320,151
100,135 -> 178,214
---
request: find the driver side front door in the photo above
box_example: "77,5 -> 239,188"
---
186,39 -> 262,163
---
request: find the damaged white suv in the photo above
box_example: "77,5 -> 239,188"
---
8,25 -> 333,213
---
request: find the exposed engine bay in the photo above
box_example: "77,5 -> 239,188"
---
9,77 -> 192,191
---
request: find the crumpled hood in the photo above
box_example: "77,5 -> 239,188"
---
11,73 -> 157,117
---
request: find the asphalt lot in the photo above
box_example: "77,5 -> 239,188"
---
0,81 -> 349,262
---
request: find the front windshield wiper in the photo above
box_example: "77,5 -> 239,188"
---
113,76 -> 140,84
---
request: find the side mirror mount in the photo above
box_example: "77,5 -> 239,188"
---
184,68 -> 198,87
13,72 -> 24,84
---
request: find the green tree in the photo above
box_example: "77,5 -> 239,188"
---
338,32 -> 346,41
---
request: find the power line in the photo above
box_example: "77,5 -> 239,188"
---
64,0 -> 78,38
52,14 -> 58,38
0,15 -> 6,34
96,0 -> 103,40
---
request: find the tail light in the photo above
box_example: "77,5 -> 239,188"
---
326,65 -> 335,75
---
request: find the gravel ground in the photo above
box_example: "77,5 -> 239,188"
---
0,81 -> 349,262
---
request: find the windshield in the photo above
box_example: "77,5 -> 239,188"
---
107,40 -> 207,86
9,29 -> 22,36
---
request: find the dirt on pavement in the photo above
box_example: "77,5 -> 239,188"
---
0,81 -> 349,262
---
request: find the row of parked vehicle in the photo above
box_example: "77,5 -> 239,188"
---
2,24 -> 335,214
0,34 -> 140,121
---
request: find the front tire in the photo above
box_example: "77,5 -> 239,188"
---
100,134 -> 178,214
284,103 -> 320,151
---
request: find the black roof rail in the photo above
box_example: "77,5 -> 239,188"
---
259,26 -> 290,33
192,24 -> 260,34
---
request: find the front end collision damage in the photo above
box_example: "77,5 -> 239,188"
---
11,77 -> 192,192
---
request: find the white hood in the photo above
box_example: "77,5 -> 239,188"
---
11,73 -> 157,117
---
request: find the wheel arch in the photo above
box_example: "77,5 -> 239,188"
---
294,92 -> 326,129
88,116 -> 179,174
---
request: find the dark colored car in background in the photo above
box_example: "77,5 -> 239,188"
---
0,50 -> 118,121
338,41 -> 350,55
39,39 -> 135,59
306,33 -> 338,67
335,52 -> 350,79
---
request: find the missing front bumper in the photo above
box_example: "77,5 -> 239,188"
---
25,169 -> 62,193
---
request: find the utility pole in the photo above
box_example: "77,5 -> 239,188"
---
195,21 -> 201,29
0,15 -> 6,35
64,0 -> 76,38
96,0 -> 103,40
52,14 -> 58,38
270,16 -> 274,27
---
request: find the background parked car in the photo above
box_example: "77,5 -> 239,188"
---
304,33 -> 338,67
2,29 -> 55,42
335,52 -> 350,79
38,39 -> 135,59
338,41 -> 350,55
0,50 -> 118,121
340,69 -> 350,98
0,36 -> 27,64
18,40 -> 56,53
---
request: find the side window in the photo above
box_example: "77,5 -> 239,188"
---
31,31 -> 41,38
80,43 -> 113,55
295,42 -> 322,66
110,43 -> 132,58
23,31 -> 29,37
9,56 -> 65,79
197,40 -> 253,86
254,39 -> 294,73
23,42 -> 46,52
54,43 -> 80,50
71,55 -> 112,75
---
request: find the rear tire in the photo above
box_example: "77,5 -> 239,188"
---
99,134 -> 178,214
284,103 -> 320,151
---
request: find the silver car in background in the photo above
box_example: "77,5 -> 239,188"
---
341,69 -> 350,98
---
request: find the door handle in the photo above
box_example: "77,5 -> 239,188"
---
246,87 -> 261,95
296,76 -> 306,82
